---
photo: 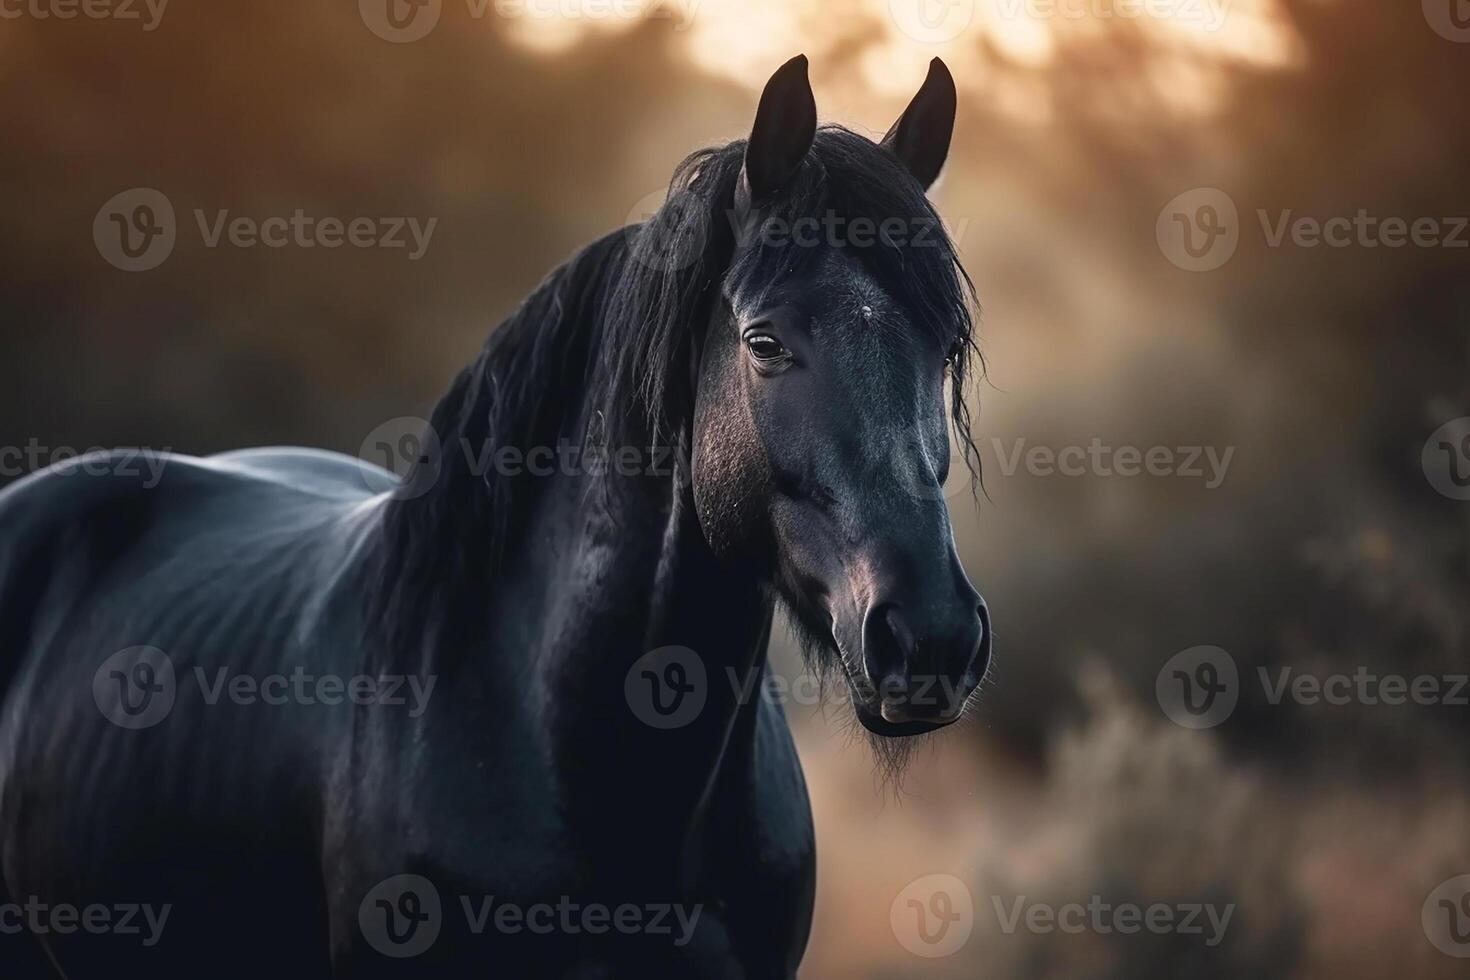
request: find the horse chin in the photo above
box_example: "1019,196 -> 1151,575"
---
850,700 -> 956,738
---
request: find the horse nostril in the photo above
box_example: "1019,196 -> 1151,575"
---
861,602 -> 913,696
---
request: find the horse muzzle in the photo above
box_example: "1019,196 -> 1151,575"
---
847,586 -> 990,737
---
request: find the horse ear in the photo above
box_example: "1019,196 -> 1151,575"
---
881,57 -> 957,191
739,54 -> 817,208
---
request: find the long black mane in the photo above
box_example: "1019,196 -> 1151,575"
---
367,125 -> 980,668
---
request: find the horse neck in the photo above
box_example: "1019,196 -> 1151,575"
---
368,226 -> 780,883
532,438 -> 776,891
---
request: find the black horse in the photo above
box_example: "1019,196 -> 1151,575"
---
0,55 -> 988,978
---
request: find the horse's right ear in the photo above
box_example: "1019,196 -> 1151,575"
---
738,54 -> 817,211
881,57 -> 956,191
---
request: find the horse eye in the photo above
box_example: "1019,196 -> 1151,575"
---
745,334 -> 788,363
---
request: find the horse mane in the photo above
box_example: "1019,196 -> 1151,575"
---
365,125 -> 980,669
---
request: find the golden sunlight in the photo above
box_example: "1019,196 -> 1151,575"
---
489,0 -> 1304,118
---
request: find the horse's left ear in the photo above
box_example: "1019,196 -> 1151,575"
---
881,57 -> 957,191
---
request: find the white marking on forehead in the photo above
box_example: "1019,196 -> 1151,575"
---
819,251 -> 899,323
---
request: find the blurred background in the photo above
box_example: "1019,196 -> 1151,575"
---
3,0 -> 1469,975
